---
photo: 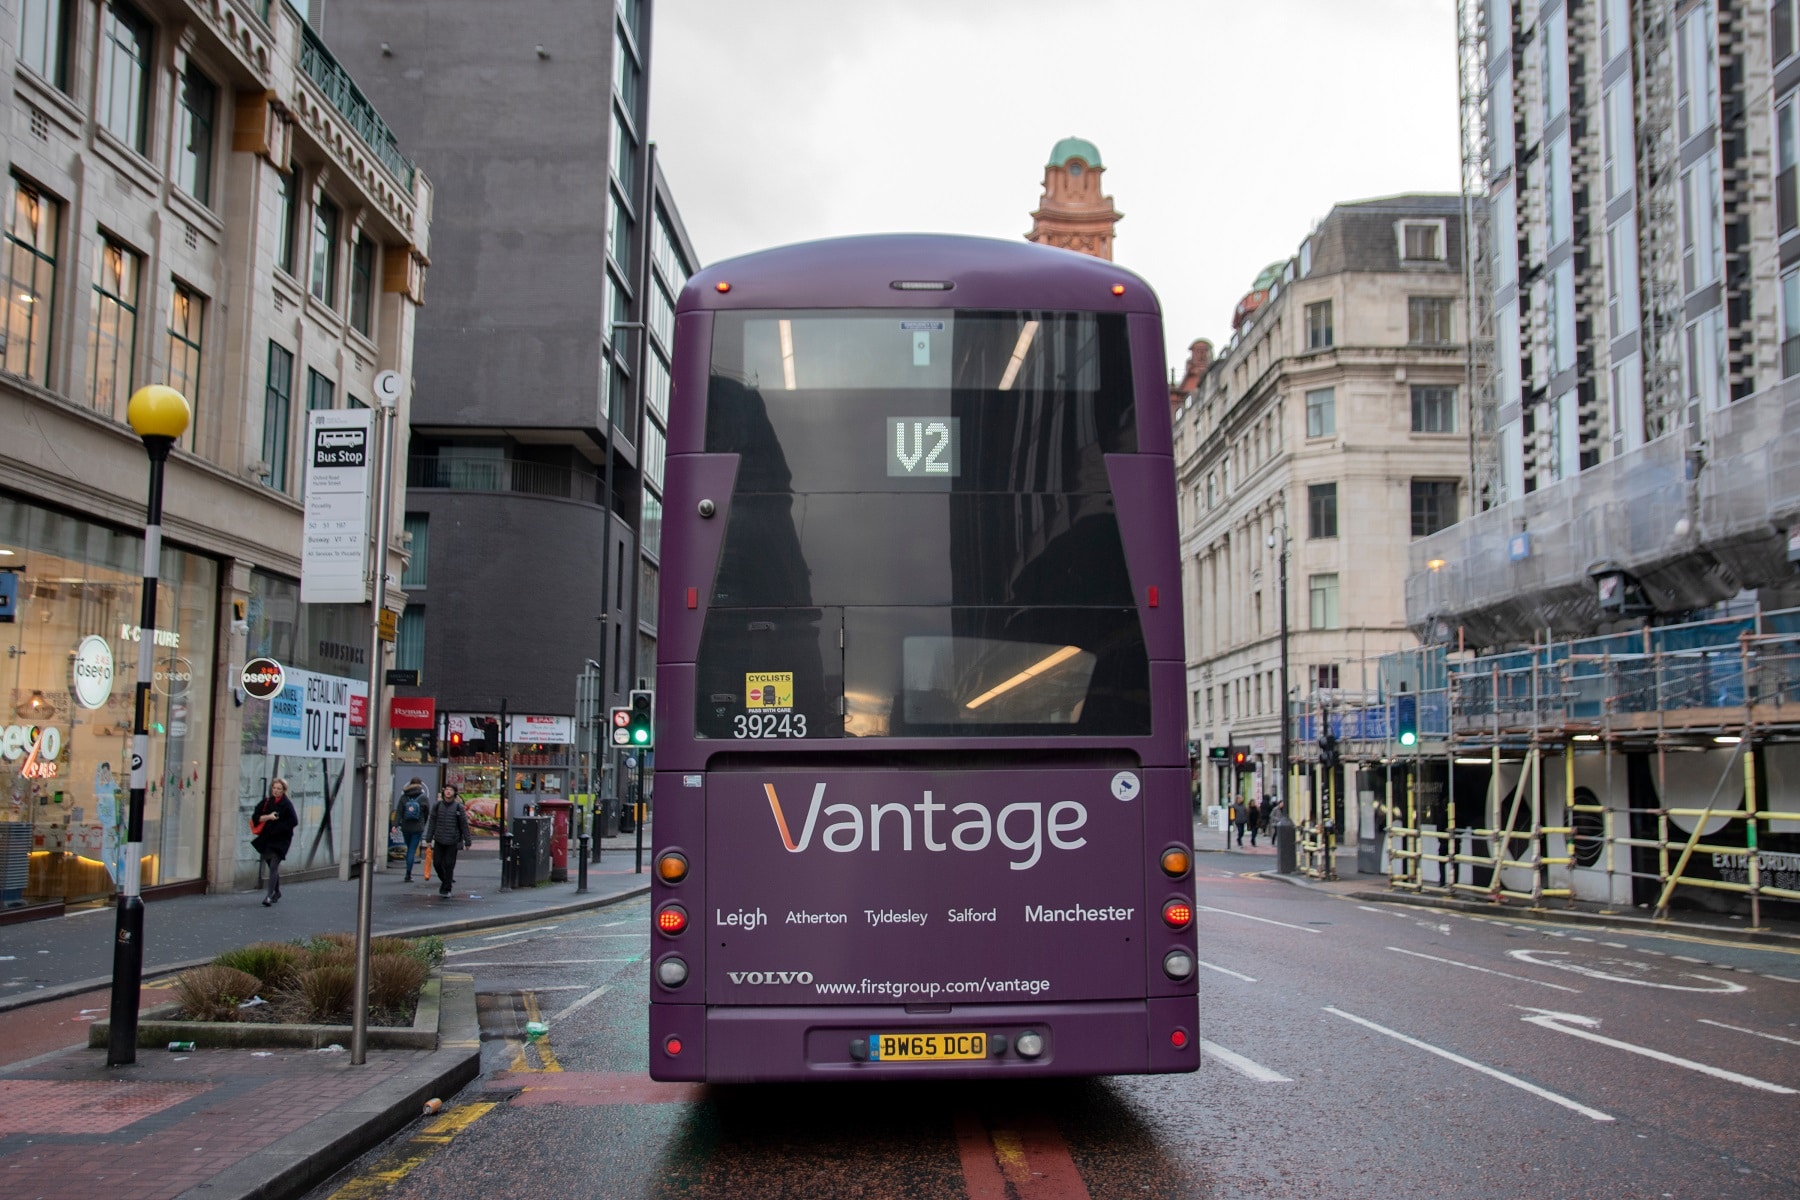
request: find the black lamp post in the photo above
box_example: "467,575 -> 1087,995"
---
1270,525 -> 1291,809
108,385 -> 191,1066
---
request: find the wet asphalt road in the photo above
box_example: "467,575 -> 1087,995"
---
306,852 -> 1800,1199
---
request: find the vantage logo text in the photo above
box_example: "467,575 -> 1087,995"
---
763,782 -> 1089,870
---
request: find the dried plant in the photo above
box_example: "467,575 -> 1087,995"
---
212,942 -> 303,991
174,965 -> 263,1022
368,952 -> 429,1012
290,964 -> 356,1024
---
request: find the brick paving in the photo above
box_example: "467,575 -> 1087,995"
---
0,1046 -> 424,1200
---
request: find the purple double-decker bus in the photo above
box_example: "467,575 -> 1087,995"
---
647,234 -> 1196,1082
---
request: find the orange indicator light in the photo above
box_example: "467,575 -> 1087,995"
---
1160,847 -> 1191,878
657,852 -> 689,883
1111,284 -> 1126,296
715,281 -> 731,293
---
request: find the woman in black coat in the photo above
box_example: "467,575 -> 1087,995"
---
250,777 -> 300,906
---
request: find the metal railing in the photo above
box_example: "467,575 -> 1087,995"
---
407,456 -> 602,504
294,12 -> 416,189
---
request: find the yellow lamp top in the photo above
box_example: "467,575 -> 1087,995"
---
126,385 -> 192,440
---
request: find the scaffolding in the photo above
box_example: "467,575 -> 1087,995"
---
1293,609 -> 1800,923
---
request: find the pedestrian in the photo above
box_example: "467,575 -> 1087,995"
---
250,777 -> 299,907
1247,794 -> 1261,847
424,782 -> 473,898
1234,798 -> 1247,847
1259,793 -> 1276,840
393,776 -> 429,881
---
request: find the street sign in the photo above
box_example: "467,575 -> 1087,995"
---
300,408 -> 373,604
241,657 -> 285,700
385,668 -> 420,686
377,608 -> 397,643
610,705 -> 631,746
373,370 -> 403,406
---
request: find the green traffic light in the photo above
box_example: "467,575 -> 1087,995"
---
634,729 -> 649,744
1399,731 -> 1417,747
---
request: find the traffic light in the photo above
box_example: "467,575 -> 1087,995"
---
1395,693 -> 1418,748
628,689 -> 655,748
448,728 -> 464,751
1231,748 -> 1252,772
479,717 -> 500,754
1319,731 -> 1340,769
610,705 -> 632,746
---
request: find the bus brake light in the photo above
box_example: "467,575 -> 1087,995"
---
1170,1029 -> 1190,1049
665,1036 -> 683,1056
1162,899 -> 1193,929
657,904 -> 688,934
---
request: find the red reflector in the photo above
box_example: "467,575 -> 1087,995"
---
657,904 -> 688,934
1148,586 -> 1159,608
687,587 -> 698,609
665,1036 -> 683,1056
1171,1029 -> 1189,1049
1162,899 -> 1193,928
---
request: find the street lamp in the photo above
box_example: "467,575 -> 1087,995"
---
109,385 -> 191,1066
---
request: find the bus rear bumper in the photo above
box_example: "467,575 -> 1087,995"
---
649,997 -> 1198,1082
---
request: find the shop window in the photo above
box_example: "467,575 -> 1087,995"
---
87,236 -> 139,419
3,177 -> 60,385
176,65 -> 217,206
165,282 -> 204,450
98,1 -> 152,154
17,0 -> 71,90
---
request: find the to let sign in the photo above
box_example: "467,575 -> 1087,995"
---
266,667 -> 368,760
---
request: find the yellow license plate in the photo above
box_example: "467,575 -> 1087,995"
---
869,1032 -> 987,1062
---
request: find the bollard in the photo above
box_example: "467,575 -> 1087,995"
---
1275,816 -> 1297,875
577,833 -> 590,893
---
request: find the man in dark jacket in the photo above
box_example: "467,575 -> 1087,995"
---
424,783 -> 473,897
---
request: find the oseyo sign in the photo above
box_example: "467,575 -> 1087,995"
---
71,635 -> 114,709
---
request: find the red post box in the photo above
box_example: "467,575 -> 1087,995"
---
540,798 -> 572,883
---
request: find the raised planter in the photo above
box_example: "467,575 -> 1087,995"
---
88,971 -> 444,1051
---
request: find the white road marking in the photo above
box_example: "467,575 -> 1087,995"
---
1762,974 -> 1800,983
552,982 -> 616,1022
1357,905 -> 1408,918
1571,936 -> 1595,943
1519,1009 -> 1796,1095
449,958 -> 640,967
1195,904 -> 1320,934
1386,946 -> 1581,992
1672,955 -> 1706,963
1201,1040 -> 1292,1082
1196,960 -> 1257,983
1508,949 -> 1747,993
1698,1018 -> 1800,1048
484,924 -> 559,940
1325,1006 -> 1613,1122
1601,942 -> 1628,950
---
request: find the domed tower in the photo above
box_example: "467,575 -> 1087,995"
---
1026,137 -> 1123,260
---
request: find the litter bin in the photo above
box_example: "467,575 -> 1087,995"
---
510,816 -> 552,887
540,798 -> 572,882
1275,816 -> 1297,875
598,795 -> 621,838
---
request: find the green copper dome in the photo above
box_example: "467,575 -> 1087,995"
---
1048,137 -> 1103,169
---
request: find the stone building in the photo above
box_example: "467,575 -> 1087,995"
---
1173,196 -> 1468,817
1,0 -> 431,912
1026,136 -> 1121,260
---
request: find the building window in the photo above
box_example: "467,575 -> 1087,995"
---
176,66 -> 217,205
1304,300 -> 1333,350
306,366 -> 334,411
1779,1 -> 1799,68
1411,385 -> 1457,433
349,234 -> 376,335
1400,221 -> 1443,261
1408,296 -> 1454,345
402,514 -> 429,587
1680,154 -> 1723,293
1308,482 -> 1338,539
1779,96 -> 1797,237
395,607 -> 424,672
1312,663 -> 1340,692
1205,472 -> 1217,508
1411,480 -> 1459,537
1542,5 -> 1568,122
98,2 -> 152,153
166,283 -> 203,445
17,0 -> 71,90
1784,270 -> 1800,379
276,170 -> 300,275
1675,4 -> 1717,143
88,236 -> 139,416
1601,0 -> 1630,64
612,108 -> 635,194
1309,574 -> 1340,630
641,493 -> 662,559
310,197 -> 339,304
263,341 -> 293,490
609,189 -> 634,275
1305,387 -> 1336,437
3,178 -> 59,385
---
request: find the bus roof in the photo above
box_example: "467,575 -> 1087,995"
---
679,234 -> 1161,317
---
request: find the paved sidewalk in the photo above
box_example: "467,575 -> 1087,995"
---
1,824 -> 656,1011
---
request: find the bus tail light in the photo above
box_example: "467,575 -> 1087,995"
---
657,904 -> 688,935
1014,1030 -> 1045,1059
664,1036 -> 683,1056
1170,1029 -> 1190,1050
1162,899 -> 1194,929
656,956 -> 689,988
1160,846 -> 1191,877
657,852 -> 689,883
1162,950 -> 1194,980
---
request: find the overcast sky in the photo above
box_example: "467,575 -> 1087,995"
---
649,0 -> 1462,373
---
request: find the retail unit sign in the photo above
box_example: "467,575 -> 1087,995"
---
300,408 -> 373,605
508,713 -> 573,744
71,635 -> 114,709
266,667 -> 368,760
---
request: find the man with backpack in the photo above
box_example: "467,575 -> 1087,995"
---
424,783 -> 474,897
393,777 -> 429,882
